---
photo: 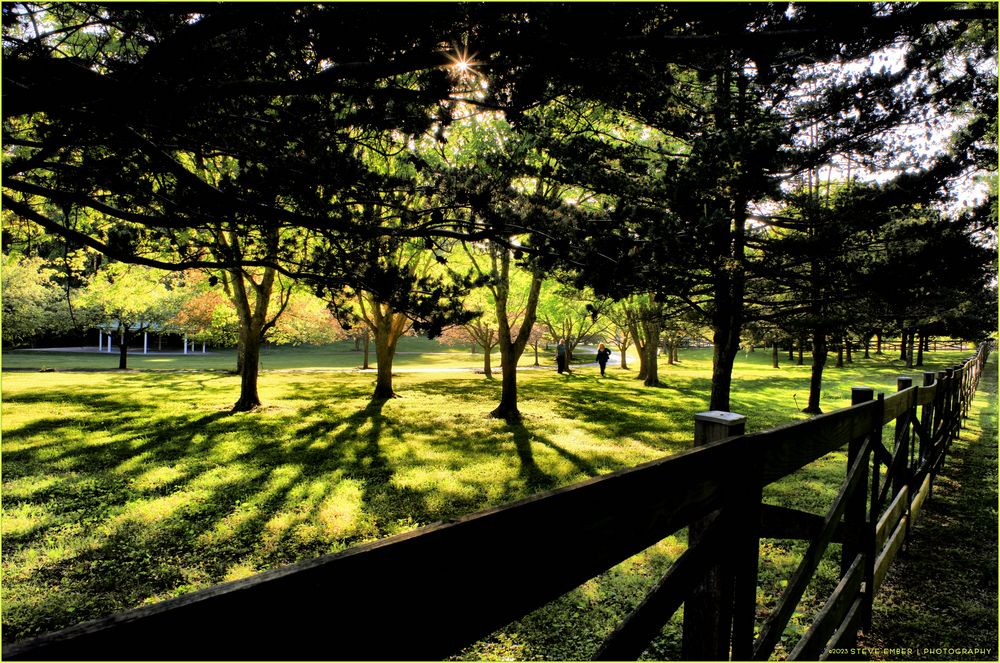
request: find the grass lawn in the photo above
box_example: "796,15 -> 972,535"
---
0,336 -> 587,372
0,345 -> 978,658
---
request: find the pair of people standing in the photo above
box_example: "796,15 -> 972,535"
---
556,340 -> 613,376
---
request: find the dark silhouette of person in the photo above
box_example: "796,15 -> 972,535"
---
556,339 -> 568,373
596,343 -> 611,376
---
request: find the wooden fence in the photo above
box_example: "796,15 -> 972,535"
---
3,342 -> 992,661
882,338 -> 971,353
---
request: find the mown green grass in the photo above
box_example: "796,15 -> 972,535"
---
0,346 -> 975,657
0,336 -> 590,372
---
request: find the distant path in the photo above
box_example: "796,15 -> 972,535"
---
16,346 -> 215,355
864,358 -> 998,660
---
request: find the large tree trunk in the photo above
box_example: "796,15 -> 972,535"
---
642,316 -> 662,387
357,292 -> 410,401
232,307 -> 266,411
707,208 -> 747,410
367,305 -> 409,400
804,330 -> 827,414
118,328 -> 129,369
215,225 -> 287,412
235,339 -> 245,376
228,264 -> 284,413
233,330 -> 262,411
362,329 -> 370,369
709,325 -> 740,411
490,264 -> 543,422
703,63 -> 749,414
635,337 -> 648,381
493,343 -> 521,420
483,345 -> 493,378
772,343 -> 779,369
372,330 -> 398,399
915,329 -> 924,367
629,317 -> 648,381
708,234 -> 744,411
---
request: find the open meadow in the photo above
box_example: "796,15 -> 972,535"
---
0,337 -> 565,372
0,345 -> 976,658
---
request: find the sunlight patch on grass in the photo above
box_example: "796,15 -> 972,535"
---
114,491 -> 200,525
2,475 -> 62,500
223,561 -> 258,583
262,512 -> 296,546
195,465 -> 306,546
258,475 -> 377,548
316,480 -> 371,539
132,466 -> 187,492
266,464 -> 305,489
114,451 -> 156,476
189,463 -> 260,491
206,435 -> 255,464
1,504 -> 54,537
200,505 -> 261,546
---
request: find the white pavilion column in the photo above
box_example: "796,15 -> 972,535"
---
183,334 -> 188,354
143,331 -> 149,354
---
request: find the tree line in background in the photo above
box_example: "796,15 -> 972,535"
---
3,3 -> 996,419
0,244 -> 698,379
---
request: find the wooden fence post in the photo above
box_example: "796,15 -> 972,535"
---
730,454 -> 762,662
682,411 -> 747,661
846,387 -> 880,632
959,359 -> 972,423
843,388 -> 873,578
936,369 -> 947,440
895,377 -> 913,498
920,371 -> 936,468
945,364 -> 964,458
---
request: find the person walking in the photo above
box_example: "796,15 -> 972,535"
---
556,339 -> 568,374
596,343 -> 611,376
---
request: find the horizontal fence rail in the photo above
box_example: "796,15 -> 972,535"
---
3,342 -> 992,661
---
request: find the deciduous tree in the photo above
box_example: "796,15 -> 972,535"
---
77,263 -> 185,369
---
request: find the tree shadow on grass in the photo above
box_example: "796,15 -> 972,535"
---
1,370 -> 696,645
2,386 -> 439,642
509,422 -> 558,492
511,419 -> 600,484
